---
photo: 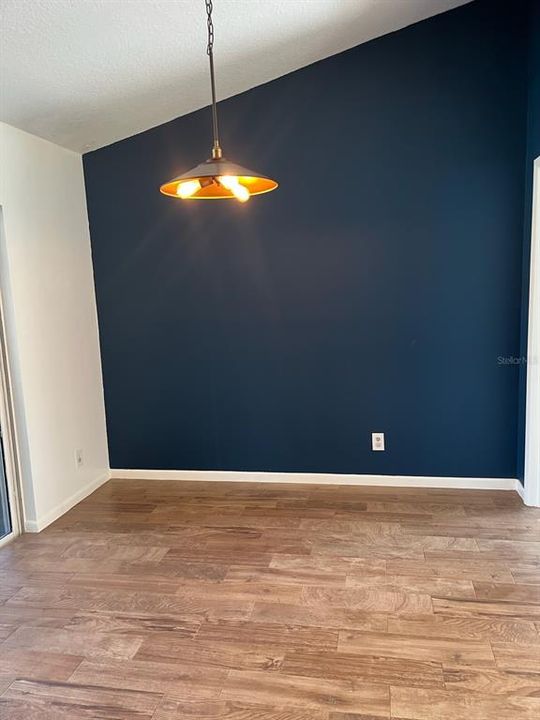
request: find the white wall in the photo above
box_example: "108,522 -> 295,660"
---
0,122 -> 109,530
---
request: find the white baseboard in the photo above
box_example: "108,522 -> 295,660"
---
109,468 -> 521,492
24,471 -> 109,533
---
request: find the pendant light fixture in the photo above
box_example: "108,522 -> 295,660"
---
160,0 -> 278,202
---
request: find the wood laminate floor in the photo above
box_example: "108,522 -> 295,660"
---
0,480 -> 539,718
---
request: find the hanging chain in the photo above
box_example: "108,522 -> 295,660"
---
206,0 -> 214,56
205,0 -> 221,157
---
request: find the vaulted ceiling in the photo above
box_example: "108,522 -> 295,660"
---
0,0 -> 470,152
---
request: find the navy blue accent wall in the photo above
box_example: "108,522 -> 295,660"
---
85,0 -> 529,477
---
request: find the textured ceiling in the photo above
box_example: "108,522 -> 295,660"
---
0,0 -> 471,152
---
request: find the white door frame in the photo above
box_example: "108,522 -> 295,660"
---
525,156 -> 540,506
0,213 -> 23,546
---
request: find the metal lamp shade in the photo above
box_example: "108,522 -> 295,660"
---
159,158 -> 278,199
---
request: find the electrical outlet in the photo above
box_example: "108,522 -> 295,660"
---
372,432 -> 385,451
75,448 -> 84,468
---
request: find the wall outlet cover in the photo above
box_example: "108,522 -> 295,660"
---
372,433 -> 385,451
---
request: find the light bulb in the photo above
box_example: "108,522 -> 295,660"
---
176,179 -> 201,198
231,184 -> 250,202
219,175 -> 250,203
